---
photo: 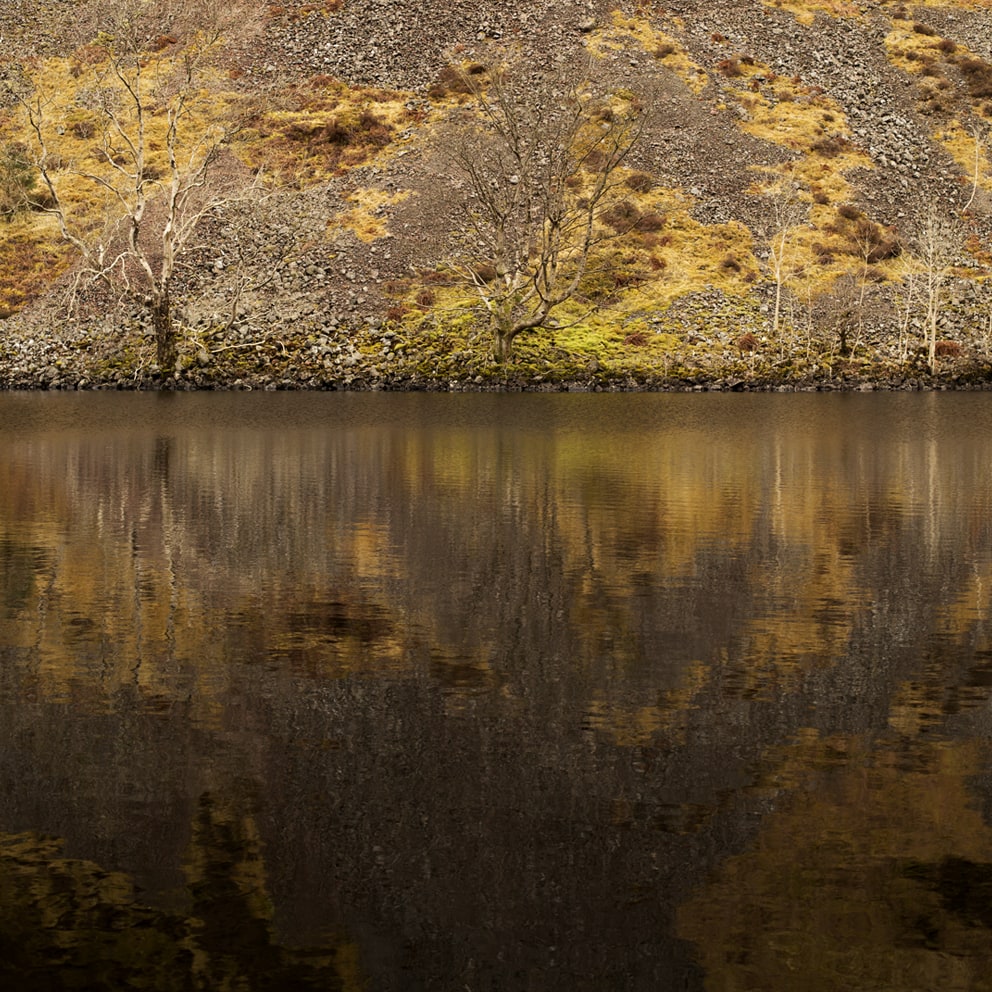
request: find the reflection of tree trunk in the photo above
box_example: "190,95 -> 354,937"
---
152,287 -> 176,375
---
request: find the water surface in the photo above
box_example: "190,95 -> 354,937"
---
2,392 -> 992,991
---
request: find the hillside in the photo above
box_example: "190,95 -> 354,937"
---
1,0 -> 992,390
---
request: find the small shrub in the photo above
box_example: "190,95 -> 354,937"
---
624,171 -> 655,193
811,134 -> 849,158
837,203 -> 862,222
635,211 -> 666,233
936,37 -> 957,55
956,57 -> 992,98
735,332 -> 758,354
427,64 -> 477,99
321,119 -> 351,145
601,199 -> 641,231
384,305 -> 408,322
415,288 -> 435,307
935,340 -> 962,357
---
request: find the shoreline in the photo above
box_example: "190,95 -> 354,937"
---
4,367 -> 992,393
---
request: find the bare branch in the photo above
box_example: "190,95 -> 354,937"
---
445,58 -> 641,360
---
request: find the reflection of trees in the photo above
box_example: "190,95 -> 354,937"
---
0,796 -> 353,991
3,394 -> 992,988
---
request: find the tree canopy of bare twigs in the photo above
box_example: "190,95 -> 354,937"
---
754,175 -> 806,339
446,59 -> 641,361
907,200 -> 964,373
5,0 -> 261,374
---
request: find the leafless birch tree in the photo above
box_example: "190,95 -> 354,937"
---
757,177 -> 805,339
910,201 -> 962,373
9,0 -> 258,373
448,62 -> 640,361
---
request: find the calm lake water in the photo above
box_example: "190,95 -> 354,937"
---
2,391 -> 992,991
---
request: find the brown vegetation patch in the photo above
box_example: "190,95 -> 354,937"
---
735,332 -> 758,354
955,56 -> 992,99
0,232 -> 70,319
427,63 -> 487,100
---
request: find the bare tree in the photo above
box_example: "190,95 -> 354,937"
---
911,200 -> 962,373
757,177 -> 806,339
9,0 -> 259,374
447,60 -> 640,361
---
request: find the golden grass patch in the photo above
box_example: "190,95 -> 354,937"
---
0,219 -> 71,318
588,11 -> 708,94
335,187 -> 411,242
240,77 -> 416,183
760,0 -> 862,25
935,119 -> 992,194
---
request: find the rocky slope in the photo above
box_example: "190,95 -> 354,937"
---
1,0 -> 992,390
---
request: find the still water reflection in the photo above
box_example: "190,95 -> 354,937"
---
2,392 -> 992,990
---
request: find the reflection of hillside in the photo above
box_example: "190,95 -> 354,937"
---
4,396 -> 992,729
4,394 -> 992,988
0,795 -> 358,991
678,736 -> 992,992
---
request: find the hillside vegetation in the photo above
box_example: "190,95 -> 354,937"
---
1,0 -> 992,389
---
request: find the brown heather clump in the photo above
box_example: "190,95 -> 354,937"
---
601,199 -> 642,231
624,172 -> 655,193
956,57 -> 992,98
811,134 -> 850,158
736,332 -> 758,354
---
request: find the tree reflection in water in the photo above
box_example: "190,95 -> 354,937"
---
1,392 -> 992,990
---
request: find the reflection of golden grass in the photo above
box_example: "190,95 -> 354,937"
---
680,734 -> 992,991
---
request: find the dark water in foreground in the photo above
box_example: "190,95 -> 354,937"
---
2,392 -> 992,991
